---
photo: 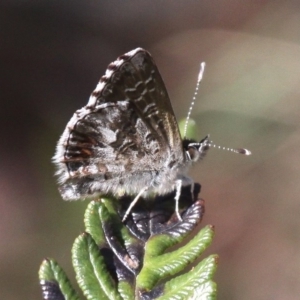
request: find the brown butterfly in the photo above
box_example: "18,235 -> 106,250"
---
53,48 -> 212,220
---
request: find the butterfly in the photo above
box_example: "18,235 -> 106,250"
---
53,48 -> 211,220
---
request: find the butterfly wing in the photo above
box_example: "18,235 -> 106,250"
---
54,48 -> 184,200
92,48 -> 182,153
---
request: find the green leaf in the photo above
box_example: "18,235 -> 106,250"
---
156,255 -> 218,300
137,225 -> 215,291
39,258 -> 80,300
72,233 -> 123,300
84,200 -> 106,245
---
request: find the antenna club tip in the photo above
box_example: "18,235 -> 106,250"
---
198,62 -> 206,82
237,148 -> 252,155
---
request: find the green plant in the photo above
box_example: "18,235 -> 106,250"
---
39,184 -> 217,300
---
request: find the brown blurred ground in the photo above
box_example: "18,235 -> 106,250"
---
1,1 -> 300,299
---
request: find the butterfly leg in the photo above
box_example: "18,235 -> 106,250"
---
190,181 -> 195,198
122,186 -> 149,222
182,176 -> 195,201
175,179 -> 183,221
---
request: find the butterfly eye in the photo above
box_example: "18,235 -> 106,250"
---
186,147 -> 200,162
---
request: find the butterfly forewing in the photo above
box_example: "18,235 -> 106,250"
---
94,49 -> 182,152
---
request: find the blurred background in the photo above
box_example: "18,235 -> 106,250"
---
1,1 -> 300,299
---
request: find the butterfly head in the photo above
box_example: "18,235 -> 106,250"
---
183,135 -> 210,163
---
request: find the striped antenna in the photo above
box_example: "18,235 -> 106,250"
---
209,140 -> 251,155
183,62 -> 206,138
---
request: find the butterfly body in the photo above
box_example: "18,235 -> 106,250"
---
53,48 -> 209,205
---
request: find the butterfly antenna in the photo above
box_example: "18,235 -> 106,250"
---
209,140 -> 251,155
183,62 -> 206,139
